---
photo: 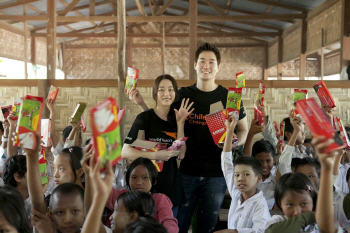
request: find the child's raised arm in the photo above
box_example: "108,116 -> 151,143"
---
1,120 -> 9,150
312,136 -> 338,233
242,119 -> 265,156
24,133 -> 47,214
127,86 -> 149,112
45,99 -> 59,149
7,112 -> 18,156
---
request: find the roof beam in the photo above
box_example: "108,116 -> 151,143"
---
155,0 -> 175,15
89,0 -> 95,16
248,0 -> 308,12
0,0 -> 39,10
135,0 -> 159,33
0,15 -> 47,21
58,0 -> 81,16
31,32 -> 280,37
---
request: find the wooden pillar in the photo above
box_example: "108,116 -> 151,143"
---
189,0 -> 197,80
299,18 -> 307,80
263,44 -> 268,80
341,0 -> 350,71
117,0 -> 126,140
62,43 -> 66,79
127,27 -> 133,67
160,22 -> 166,74
277,36 -> 283,80
24,4 -> 28,79
321,48 -> 324,80
47,0 -> 56,80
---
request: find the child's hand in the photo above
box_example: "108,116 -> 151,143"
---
7,111 -> 17,127
31,209 -> 55,233
127,86 -> 145,106
248,119 -> 265,136
321,104 -> 333,122
3,120 -> 9,137
277,142 -> 285,155
81,144 -> 93,175
311,136 -> 337,169
255,99 -> 267,116
155,150 -> 178,161
289,110 -> 302,132
22,132 -> 41,159
89,156 -> 114,199
70,119 -> 81,129
225,115 -> 238,134
45,98 -> 54,113
174,98 -> 194,124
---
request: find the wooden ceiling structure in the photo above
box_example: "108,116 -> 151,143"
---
0,0 -> 348,82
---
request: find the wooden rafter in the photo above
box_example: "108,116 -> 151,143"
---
154,0 -> 175,15
135,0 -> 159,33
248,0 -> 308,13
166,10 -> 188,33
251,0 -> 278,31
58,0 -> 81,16
0,0 -> 39,10
89,0 -> 95,16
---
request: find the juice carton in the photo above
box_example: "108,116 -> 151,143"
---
81,116 -> 86,133
41,119 -> 51,147
47,85 -> 59,102
235,72 -> 246,95
258,82 -> 266,106
39,148 -> 48,185
1,105 -> 12,121
254,107 -> 264,126
336,117 -> 350,150
293,89 -> 308,117
313,81 -> 335,108
90,97 -> 123,171
273,121 -> 279,136
279,121 -> 285,145
125,66 -> 139,92
71,102 -> 87,123
226,87 -> 242,120
11,97 -> 25,120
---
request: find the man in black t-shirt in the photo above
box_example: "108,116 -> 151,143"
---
127,43 -> 248,232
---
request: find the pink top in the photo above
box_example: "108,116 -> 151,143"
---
106,189 -> 179,233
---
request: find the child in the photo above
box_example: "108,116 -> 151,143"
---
0,186 -> 31,233
217,116 -> 270,232
124,217 -> 169,233
265,172 -> 318,232
106,157 -> 178,233
295,157 -> 321,189
312,136 -> 346,233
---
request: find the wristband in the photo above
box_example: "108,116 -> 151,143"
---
2,136 -> 8,142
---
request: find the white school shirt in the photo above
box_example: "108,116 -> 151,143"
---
335,164 -> 349,194
257,173 -> 276,210
104,225 -> 112,233
221,152 -> 271,232
50,140 -> 74,158
333,187 -> 350,228
266,214 -> 344,233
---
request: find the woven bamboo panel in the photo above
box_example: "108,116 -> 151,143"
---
0,28 -> 31,62
268,43 -> 278,68
307,1 -> 342,52
267,60 -> 319,77
283,28 -> 301,63
324,54 -> 341,76
0,87 -> 38,110
36,39 -> 47,66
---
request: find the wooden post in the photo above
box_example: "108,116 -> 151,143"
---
299,18 -> 307,80
321,48 -> 324,80
189,0 -> 197,80
127,26 -> 133,67
160,22 -> 166,74
117,0 -> 126,140
341,0 -> 350,71
31,37 -> 37,79
62,42 -> 66,79
263,43 -> 268,80
47,0 -> 56,80
24,4 -> 28,79
277,36 -> 283,80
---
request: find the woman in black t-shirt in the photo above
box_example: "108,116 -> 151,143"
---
121,74 -> 194,217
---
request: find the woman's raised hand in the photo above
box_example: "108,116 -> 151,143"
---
174,98 -> 194,124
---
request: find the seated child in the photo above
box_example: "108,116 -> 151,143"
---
106,157 -> 178,233
265,172 -> 318,232
218,116 -> 270,232
295,157 -> 321,189
0,186 -> 31,233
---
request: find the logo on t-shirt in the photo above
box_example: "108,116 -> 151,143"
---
188,113 -> 207,126
161,131 -> 177,140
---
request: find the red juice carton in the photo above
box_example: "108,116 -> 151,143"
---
11,97 -> 25,120
313,81 -> 335,108
293,89 -> 308,116
39,148 -> 48,184
80,116 -> 86,133
125,66 -> 139,92
47,85 -> 59,102
258,82 -> 266,106
296,98 -> 345,153
254,107 -> 264,126
14,95 -> 44,150
279,121 -> 285,145
336,117 -> 350,149
130,139 -> 168,172
205,110 -> 227,145
226,87 -> 242,120
91,97 -> 123,171
1,105 -> 12,121
273,121 -> 279,136
71,102 -> 87,123
41,119 -> 51,147
235,72 -> 246,95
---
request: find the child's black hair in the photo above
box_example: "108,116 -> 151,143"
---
283,117 -> 293,141
117,190 -> 155,217
62,126 -> 73,139
275,172 -> 317,211
124,216 -> 168,233
60,146 -> 84,181
2,155 -> 27,187
234,156 -> 262,176
295,157 -> 321,178
195,42 -> 221,65
0,120 -> 3,133
0,186 -> 31,233
84,138 -> 91,147
291,158 -> 302,171
49,183 -> 84,210
125,157 -> 158,192
252,140 -> 275,157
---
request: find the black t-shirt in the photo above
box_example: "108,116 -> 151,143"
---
124,109 -> 185,206
174,84 -> 246,177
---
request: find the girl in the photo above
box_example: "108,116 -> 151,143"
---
106,157 -> 178,233
265,172 -> 318,232
0,186 -> 31,233
122,74 -> 193,216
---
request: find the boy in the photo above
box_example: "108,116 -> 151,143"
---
217,116 -> 270,232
